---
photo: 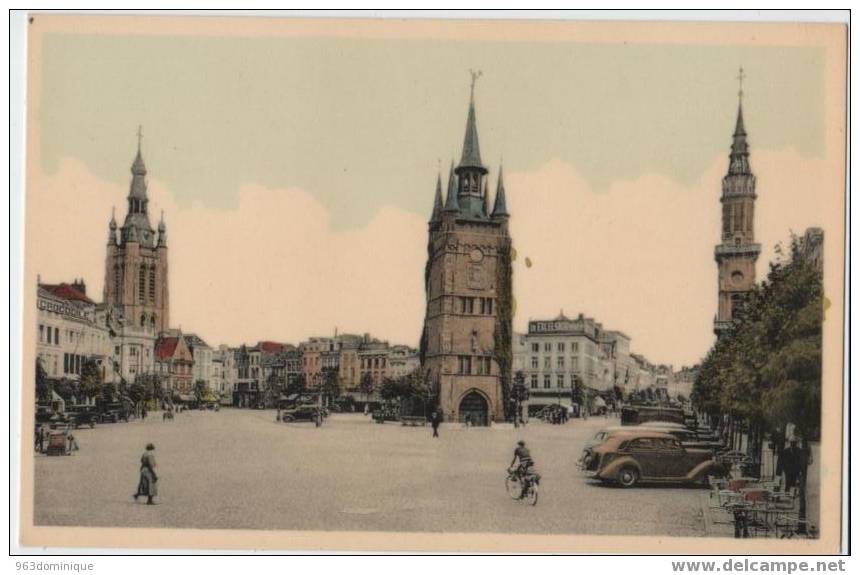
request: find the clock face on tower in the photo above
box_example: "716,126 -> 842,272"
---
731,270 -> 744,286
469,248 -> 484,262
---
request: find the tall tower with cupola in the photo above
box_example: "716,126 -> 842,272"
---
420,73 -> 513,425
714,68 -> 760,337
104,128 -> 170,334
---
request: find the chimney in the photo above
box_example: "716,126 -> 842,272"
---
73,278 -> 87,295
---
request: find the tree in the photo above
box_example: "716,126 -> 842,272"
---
194,379 -> 207,403
79,358 -> 104,400
320,367 -> 340,406
286,373 -> 306,396
359,372 -> 375,403
35,359 -> 50,403
128,381 -> 146,412
571,375 -> 586,417
101,381 -> 117,401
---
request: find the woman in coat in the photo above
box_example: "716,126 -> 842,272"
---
134,443 -> 158,504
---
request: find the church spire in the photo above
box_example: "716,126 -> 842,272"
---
430,171 -> 444,222
457,70 -> 487,174
492,164 -> 509,218
443,161 -> 459,212
728,67 -> 751,176
482,178 -> 490,216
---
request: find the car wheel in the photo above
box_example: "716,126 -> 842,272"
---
617,466 -> 639,488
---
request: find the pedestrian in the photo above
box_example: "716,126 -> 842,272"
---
67,432 -> 79,453
430,411 -> 441,438
134,443 -> 158,505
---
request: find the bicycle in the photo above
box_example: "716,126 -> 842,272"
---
506,467 -> 539,506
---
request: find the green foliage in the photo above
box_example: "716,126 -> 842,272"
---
35,359 -> 51,402
286,373 -> 307,396
79,358 -> 104,400
194,379 -> 207,401
493,237 -> 514,418
693,236 -> 823,441
320,367 -> 340,401
359,372 -> 375,397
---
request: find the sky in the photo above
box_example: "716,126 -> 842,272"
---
26,19 -> 841,367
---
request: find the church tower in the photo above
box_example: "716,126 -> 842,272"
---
104,128 -> 170,334
421,74 -> 513,425
714,68 -> 760,337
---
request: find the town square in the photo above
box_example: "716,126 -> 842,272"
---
18,14 -> 844,552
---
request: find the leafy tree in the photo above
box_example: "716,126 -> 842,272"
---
194,379 -> 207,402
102,381 -> 117,401
35,359 -> 51,403
286,373 -> 306,396
79,358 -> 104,400
320,367 -> 340,405
359,372 -> 375,402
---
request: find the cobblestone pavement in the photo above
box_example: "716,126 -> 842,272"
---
34,409 -> 711,536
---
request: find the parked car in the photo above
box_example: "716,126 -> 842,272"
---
579,424 -> 725,467
281,404 -> 323,422
583,430 -> 726,487
66,405 -> 99,428
620,405 -> 686,426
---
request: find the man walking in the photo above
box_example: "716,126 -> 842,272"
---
134,443 -> 159,505
430,411 -> 441,438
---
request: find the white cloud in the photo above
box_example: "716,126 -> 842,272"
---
26,149 -> 838,365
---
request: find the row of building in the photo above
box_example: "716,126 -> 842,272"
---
512,311 -> 695,414
36,277 -> 419,406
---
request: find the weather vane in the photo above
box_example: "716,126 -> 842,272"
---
469,69 -> 483,100
137,125 -> 143,151
736,66 -> 746,101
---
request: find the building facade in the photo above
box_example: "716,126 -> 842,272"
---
155,332 -> 194,398
184,333 -> 214,393
714,75 -> 760,337
103,138 -> 170,334
36,280 -> 115,384
421,82 -> 513,425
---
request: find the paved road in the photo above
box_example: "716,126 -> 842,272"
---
34,409 -> 709,535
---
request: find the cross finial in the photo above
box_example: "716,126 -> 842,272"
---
469,69 -> 483,101
136,125 -> 143,152
736,66 -> 746,102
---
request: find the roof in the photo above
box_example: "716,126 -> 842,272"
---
183,333 -> 211,350
40,283 -> 95,305
259,341 -> 285,354
457,98 -> 484,171
155,337 -> 180,360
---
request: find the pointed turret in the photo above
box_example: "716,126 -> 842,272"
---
108,206 -> 117,245
492,165 -> 509,218
443,161 -> 459,213
728,101 -> 751,175
430,172 -> 444,222
457,92 -> 485,172
157,210 -> 167,247
121,128 -> 156,247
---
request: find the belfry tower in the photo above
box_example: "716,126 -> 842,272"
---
104,128 -> 170,334
421,72 -> 513,425
714,68 -> 760,337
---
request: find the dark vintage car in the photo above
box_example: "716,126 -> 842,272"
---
66,405 -> 100,428
583,431 -> 726,487
621,406 -> 686,426
281,404 -> 323,422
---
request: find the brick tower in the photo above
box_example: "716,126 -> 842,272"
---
714,69 -> 760,337
104,129 -> 170,334
420,75 -> 513,425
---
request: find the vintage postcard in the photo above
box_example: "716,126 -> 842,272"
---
16,13 -> 847,553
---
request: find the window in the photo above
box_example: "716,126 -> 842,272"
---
140,314 -> 146,327
63,353 -> 69,374
571,342 -> 579,353
114,265 -> 122,299
458,356 -> 472,375
543,374 -> 551,389
530,356 -> 538,369
543,357 -> 551,369
544,342 -> 552,352
531,343 -> 539,353
572,356 -> 579,371
530,374 -> 538,389
39,325 -> 44,343
557,356 -> 565,369
149,266 -> 156,302
557,342 -> 565,352
557,374 -> 565,388
138,266 -> 146,303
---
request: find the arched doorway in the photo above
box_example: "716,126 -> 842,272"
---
459,390 -> 489,426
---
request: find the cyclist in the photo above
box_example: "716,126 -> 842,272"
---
509,440 -> 535,498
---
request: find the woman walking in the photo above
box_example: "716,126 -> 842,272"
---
134,443 -> 158,505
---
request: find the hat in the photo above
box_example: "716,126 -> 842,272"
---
146,443 -> 155,450
517,440 -> 526,446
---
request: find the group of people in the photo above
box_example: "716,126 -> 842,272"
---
777,438 -> 812,494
